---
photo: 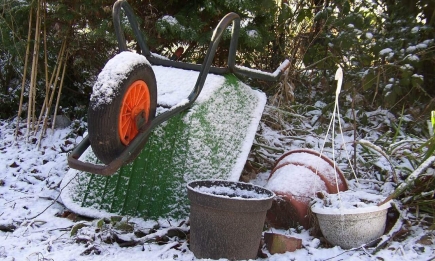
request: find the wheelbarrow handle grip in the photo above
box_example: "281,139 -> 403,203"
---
113,0 -> 150,54
67,108 -> 185,176
68,118 -> 155,176
232,59 -> 291,81
67,136 -> 124,176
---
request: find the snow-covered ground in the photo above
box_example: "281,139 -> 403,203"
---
1,112 -> 434,260
0,64 -> 434,260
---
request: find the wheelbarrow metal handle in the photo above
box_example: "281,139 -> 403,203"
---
68,100 -> 193,176
113,0 -> 150,54
112,0 -> 289,81
68,1 -> 290,176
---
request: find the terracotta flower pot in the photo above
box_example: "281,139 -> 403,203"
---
266,149 -> 348,229
271,149 -> 348,193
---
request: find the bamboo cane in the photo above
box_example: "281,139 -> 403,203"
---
51,52 -> 68,131
36,0 -> 49,131
15,6 -> 33,140
37,38 -> 67,145
26,0 -> 41,139
37,46 -> 61,128
32,0 -> 43,131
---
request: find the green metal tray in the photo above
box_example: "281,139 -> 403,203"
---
61,72 -> 266,220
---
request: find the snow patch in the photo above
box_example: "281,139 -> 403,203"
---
406,46 -> 417,53
160,15 -> 178,26
406,54 -> 420,62
247,29 -> 259,38
379,48 -> 393,55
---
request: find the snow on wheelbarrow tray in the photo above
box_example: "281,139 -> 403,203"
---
61,65 -> 266,220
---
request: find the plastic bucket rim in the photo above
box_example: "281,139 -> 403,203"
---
187,179 -> 275,202
311,200 -> 392,215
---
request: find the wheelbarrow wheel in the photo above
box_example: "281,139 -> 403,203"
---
88,58 -> 157,165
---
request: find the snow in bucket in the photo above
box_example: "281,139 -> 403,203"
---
311,190 -> 391,215
189,180 -> 275,200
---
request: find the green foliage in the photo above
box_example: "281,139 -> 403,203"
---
0,0 -> 285,119
299,0 -> 435,118
422,136 -> 435,162
0,1 -> 31,118
0,0 -> 118,120
150,0 -> 280,68
420,111 -> 435,161
432,111 -> 435,132
1,0 -> 435,122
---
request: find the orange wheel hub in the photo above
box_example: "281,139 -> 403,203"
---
119,80 -> 151,145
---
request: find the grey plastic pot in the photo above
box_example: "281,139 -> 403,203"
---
187,180 -> 275,260
311,202 -> 391,249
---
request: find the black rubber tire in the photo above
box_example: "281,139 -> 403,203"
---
88,59 -> 157,165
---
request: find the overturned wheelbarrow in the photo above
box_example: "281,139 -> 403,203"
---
62,0 -> 289,219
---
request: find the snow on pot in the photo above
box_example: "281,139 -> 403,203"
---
311,190 -> 391,249
271,149 -> 348,193
265,149 -> 348,229
187,179 -> 275,260
265,164 -> 328,229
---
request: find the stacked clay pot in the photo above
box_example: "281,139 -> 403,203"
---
265,149 -> 348,229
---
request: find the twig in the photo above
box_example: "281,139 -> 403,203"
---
21,220 -> 48,236
372,66 -> 381,105
392,105 -> 405,144
371,202 -> 405,254
378,156 -> 435,206
27,252 -> 54,261
361,246 -> 372,258
4,196 -> 35,205
253,142 -> 285,153
357,179 -> 386,185
322,246 -> 363,260
47,226 -> 73,233
265,105 -> 307,119
28,171 -> 77,220
35,0 -> 51,134
297,55 -> 334,73
37,38 -> 67,148
352,86 -> 358,177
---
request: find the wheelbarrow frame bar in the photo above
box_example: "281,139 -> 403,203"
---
67,0 -> 290,176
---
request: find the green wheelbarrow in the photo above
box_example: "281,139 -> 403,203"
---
63,0 -> 289,219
